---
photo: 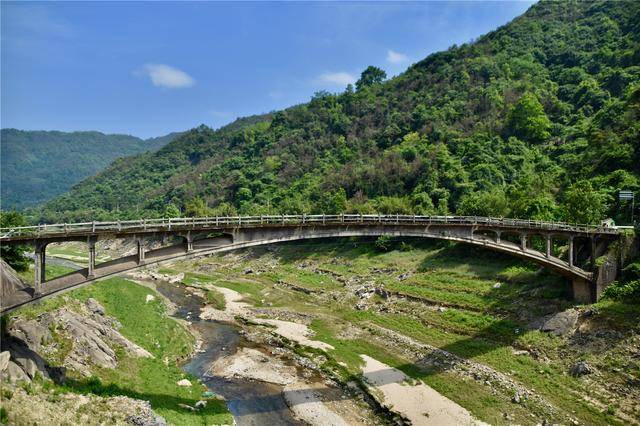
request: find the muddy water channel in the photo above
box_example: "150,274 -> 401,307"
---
155,281 -> 303,425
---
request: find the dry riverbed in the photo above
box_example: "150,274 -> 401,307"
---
189,273 -> 489,425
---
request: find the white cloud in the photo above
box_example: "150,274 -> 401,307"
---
317,72 -> 356,86
386,49 -> 409,64
137,64 -> 195,89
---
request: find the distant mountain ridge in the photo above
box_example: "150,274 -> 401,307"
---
1,129 -> 180,209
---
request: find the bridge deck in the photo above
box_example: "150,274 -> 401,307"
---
0,215 -> 618,243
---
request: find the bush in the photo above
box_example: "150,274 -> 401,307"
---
374,235 -> 392,252
602,280 -> 640,303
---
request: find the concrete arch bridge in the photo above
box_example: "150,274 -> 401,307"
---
0,215 -> 620,313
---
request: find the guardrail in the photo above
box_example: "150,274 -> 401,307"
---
0,215 -> 618,240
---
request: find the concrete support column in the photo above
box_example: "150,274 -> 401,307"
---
33,242 -> 46,295
185,232 -> 194,253
568,236 -> 574,268
572,278 -> 594,304
137,239 -> 146,265
545,234 -> 552,258
520,233 -> 527,251
495,231 -> 501,244
88,238 -> 96,278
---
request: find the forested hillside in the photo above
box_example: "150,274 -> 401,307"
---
1,130 -> 179,209
39,0 -> 640,224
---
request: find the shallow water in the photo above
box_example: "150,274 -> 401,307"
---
154,281 -> 303,426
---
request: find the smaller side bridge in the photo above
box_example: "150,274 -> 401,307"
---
0,215 -> 619,313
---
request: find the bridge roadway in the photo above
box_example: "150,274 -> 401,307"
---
0,215 -> 619,313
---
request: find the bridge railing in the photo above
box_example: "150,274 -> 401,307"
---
0,214 -> 618,240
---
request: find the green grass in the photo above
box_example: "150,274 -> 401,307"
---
11,277 -> 233,425
185,239 -> 631,425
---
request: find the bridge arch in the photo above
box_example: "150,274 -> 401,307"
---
0,215 -> 618,313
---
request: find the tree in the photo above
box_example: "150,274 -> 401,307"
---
0,211 -> 29,271
505,92 -> 551,144
356,66 -> 387,91
163,203 -> 181,218
562,181 -> 610,224
184,197 -> 210,217
457,188 -> 511,217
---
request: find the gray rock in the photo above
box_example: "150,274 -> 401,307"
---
8,319 -> 52,352
86,298 -> 106,315
0,351 -> 10,371
540,309 -> 579,336
3,338 -> 50,380
512,391 -> 522,404
569,361 -> 593,377
4,360 -> 30,383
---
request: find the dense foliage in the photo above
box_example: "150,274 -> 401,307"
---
37,1 -> 639,225
1,130 -> 179,209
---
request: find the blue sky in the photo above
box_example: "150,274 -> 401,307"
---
1,1 -> 534,139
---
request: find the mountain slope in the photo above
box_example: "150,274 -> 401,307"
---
1,130 -> 180,209
40,0 -> 639,223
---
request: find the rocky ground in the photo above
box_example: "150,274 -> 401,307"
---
154,239 -> 640,425
0,297 -> 165,425
3,238 -> 639,425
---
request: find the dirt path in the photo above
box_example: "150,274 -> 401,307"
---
360,355 -> 486,426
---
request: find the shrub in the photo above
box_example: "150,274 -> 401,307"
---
602,280 -> 640,303
374,235 -> 392,252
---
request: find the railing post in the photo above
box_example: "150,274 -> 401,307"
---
340,214 -> 344,223
260,215 -> 264,225
413,214 -> 416,224
396,213 -> 399,224
92,221 -> 96,233
303,214 -> 306,225
322,214 -> 326,225
64,223 -> 68,235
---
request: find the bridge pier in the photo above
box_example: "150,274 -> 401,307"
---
568,236 -> 574,268
572,277 -> 595,304
137,239 -> 146,265
87,237 -> 96,278
184,232 -> 194,253
33,241 -> 46,295
520,233 -> 527,251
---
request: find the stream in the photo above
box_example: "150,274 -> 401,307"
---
154,280 -> 304,426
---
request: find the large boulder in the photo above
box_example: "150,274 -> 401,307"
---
8,319 -> 52,352
540,309 -> 579,336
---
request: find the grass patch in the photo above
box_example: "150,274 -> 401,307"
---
11,278 -> 233,425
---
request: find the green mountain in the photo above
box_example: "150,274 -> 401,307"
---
39,0 -> 639,224
1,130 -> 180,209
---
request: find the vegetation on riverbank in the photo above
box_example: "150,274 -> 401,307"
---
161,238 -> 640,424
